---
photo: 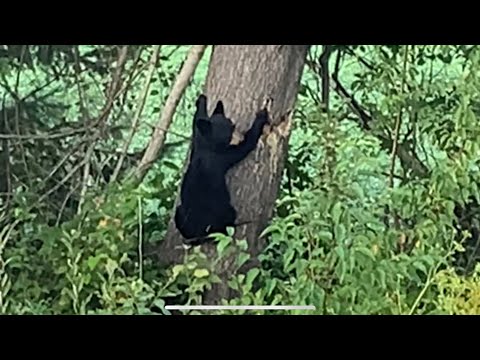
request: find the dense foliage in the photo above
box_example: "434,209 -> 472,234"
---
1,45 -> 479,314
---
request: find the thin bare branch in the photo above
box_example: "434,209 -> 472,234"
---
56,181 -> 81,226
36,158 -> 87,206
77,45 -> 130,212
107,46 -> 130,100
134,45 -> 207,181
73,46 -> 91,120
331,74 -> 372,131
343,46 -> 376,71
13,102 -> 32,187
389,46 -> 410,188
111,45 -> 161,183
39,137 -> 88,189
121,46 -> 146,106
14,46 -> 27,95
21,63 -> 68,102
0,127 -> 88,140
77,142 -> 96,214
319,45 -> 332,111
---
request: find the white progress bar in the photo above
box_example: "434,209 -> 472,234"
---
165,305 -> 316,311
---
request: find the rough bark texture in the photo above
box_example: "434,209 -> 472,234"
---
156,45 -> 309,303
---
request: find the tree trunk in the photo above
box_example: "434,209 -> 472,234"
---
156,45 -> 309,303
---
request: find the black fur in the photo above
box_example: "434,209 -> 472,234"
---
174,94 -> 269,245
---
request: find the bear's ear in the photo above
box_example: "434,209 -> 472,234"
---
196,94 -> 207,111
212,100 -> 225,116
196,118 -> 212,137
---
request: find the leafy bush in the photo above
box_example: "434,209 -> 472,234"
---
434,265 -> 480,315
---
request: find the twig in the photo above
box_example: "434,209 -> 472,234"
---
134,45 -> 207,181
389,46 -> 410,189
331,69 -> 372,131
319,45 -> 332,111
408,252 -> 448,315
73,46 -> 91,121
77,46 -> 130,213
56,181 -> 81,226
14,46 -> 27,95
111,45 -> 161,183
0,127 -> 89,140
333,49 -> 342,77
107,46 -> 130,100
21,63 -> 68,102
0,72 -> 138,142
304,58 -> 322,105
0,218 -> 20,313
111,47 -> 146,128
42,140 -> 86,187
36,157 -> 87,207
13,102 -> 32,188
1,94 -> 10,200
164,46 -> 182,59
121,46 -> 145,107
305,50 -> 322,105
388,46 -> 410,233
142,121 -> 191,141
77,142 -> 95,214
138,196 -> 143,280
343,46 -> 375,71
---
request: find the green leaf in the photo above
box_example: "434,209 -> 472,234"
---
334,223 -> 347,243
186,261 -> 198,270
318,231 -> 333,242
105,259 -> 118,277
350,182 -> 364,199
236,253 -> 250,268
172,264 -> 184,278
413,261 -> 428,276
311,287 -> 325,311
210,274 -> 222,284
193,268 -> 209,278
378,269 -> 387,288
217,237 -> 232,257
266,279 -> 278,297
355,234 -> 370,244
335,246 -> 347,283
331,202 -> 343,225
349,253 -> 356,273
356,247 -> 376,262
226,227 -> 235,237
236,239 -> 248,251
153,299 -> 165,309
283,248 -> 296,268
246,268 -> 260,287
228,279 -> 239,291
86,254 -> 105,270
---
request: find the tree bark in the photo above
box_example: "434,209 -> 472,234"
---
156,45 -> 309,303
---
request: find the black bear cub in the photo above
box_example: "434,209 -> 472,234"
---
174,94 -> 270,246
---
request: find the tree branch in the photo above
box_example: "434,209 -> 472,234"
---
319,45 -> 332,110
330,62 -> 429,179
77,45 -> 130,213
389,46 -> 410,189
134,45 -> 207,181
111,45 -> 161,183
